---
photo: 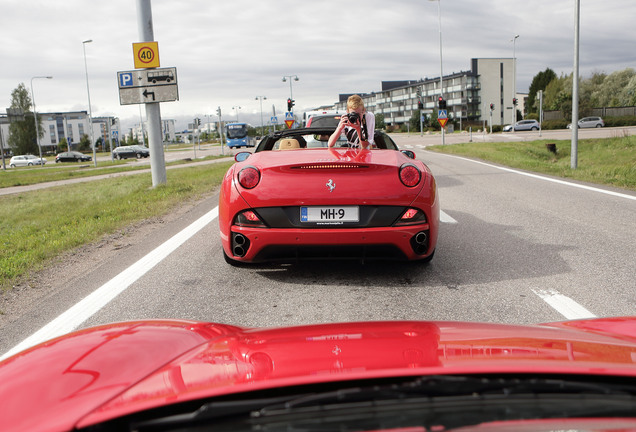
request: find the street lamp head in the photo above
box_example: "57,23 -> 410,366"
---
83,39 -> 93,44
282,77 -> 286,82
294,76 -> 299,81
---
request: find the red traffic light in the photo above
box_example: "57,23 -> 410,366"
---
438,97 -> 446,110
287,98 -> 294,111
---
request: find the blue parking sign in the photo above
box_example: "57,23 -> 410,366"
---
119,72 -> 134,88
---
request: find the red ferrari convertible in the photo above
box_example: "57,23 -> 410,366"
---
2,317 -> 636,431
219,127 -> 439,265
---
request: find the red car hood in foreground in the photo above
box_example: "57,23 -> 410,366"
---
2,317 -> 636,431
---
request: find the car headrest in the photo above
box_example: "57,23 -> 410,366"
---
278,138 -> 300,150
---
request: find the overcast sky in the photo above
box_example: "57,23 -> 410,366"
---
1,0 -> 634,131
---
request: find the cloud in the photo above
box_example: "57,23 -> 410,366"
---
1,0 -> 633,131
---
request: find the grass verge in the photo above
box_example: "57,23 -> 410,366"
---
0,154 -> 228,188
427,135 -> 636,191
0,161 -> 233,291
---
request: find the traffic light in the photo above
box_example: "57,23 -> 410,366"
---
513,98 -> 518,106
490,103 -> 494,111
438,96 -> 446,110
418,100 -> 424,109
216,107 -> 222,116
287,98 -> 295,111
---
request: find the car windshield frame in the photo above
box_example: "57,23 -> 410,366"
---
254,127 -> 399,152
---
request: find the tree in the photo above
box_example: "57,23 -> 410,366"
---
57,137 -> 69,153
79,134 -> 91,152
7,83 -> 42,155
527,68 -> 557,114
592,68 -> 635,107
543,73 -> 573,120
409,111 -> 421,132
375,113 -> 386,130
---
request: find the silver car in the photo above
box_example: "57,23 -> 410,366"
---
504,120 -> 539,132
568,116 -> 604,129
9,154 -> 47,167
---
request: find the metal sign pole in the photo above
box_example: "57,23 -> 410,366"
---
136,0 -> 167,186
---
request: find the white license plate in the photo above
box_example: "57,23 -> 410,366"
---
300,206 -> 359,222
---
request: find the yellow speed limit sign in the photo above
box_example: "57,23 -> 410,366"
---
133,42 -> 160,69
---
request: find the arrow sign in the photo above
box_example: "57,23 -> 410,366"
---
143,89 -> 155,101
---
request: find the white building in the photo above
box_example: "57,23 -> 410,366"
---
0,111 -> 119,153
128,119 -> 177,144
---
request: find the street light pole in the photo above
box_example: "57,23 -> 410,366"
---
428,0 -> 444,145
571,0 -> 580,169
511,34 -> 519,128
282,75 -> 299,102
232,106 -> 241,122
255,96 -> 267,136
82,39 -> 96,167
30,76 -> 52,167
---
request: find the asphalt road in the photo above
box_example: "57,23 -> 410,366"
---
1,129 -> 635,359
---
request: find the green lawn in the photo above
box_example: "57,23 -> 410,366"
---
0,161 -> 233,291
427,135 -> 636,191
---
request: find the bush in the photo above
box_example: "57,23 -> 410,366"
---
542,119 -> 569,130
603,116 -> 636,127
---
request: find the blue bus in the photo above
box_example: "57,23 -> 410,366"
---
226,123 -> 254,148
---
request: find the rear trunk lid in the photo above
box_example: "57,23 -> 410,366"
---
235,148 -> 425,207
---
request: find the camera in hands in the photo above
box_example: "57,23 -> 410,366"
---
346,112 -> 360,123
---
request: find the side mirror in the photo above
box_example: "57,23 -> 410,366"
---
235,152 -> 251,162
401,150 -> 416,159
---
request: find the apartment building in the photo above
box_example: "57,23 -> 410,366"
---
330,58 -> 518,128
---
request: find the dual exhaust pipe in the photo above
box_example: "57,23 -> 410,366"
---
410,230 -> 429,255
232,233 -> 250,257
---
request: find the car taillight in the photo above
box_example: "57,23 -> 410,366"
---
237,166 -> 260,189
394,208 -> 428,226
235,210 -> 267,227
399,163 -> 421,187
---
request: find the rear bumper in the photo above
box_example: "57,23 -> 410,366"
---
223,225 -> 435,263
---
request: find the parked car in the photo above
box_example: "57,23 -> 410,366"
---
9,154 -> 46,167
55,151 -> 92,163
112,145 -> 150,159
219,127 -> 439,265
3,317 -> 636,431
504,119 -> 540,132
568,116 -> 605,129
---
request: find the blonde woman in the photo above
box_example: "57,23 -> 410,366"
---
328,95 -> 375,148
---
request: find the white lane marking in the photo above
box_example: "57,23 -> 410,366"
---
1,206 -> 220,361
433,153 -> 636,201
440,210 -> 457,224
532,288 -> 597,320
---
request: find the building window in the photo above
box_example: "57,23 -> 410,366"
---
49,125 -> 56,144
56,117 -> 65,143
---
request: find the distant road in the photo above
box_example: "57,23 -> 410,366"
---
393,126 -> 636,147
